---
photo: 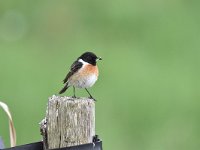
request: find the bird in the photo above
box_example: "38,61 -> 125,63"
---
59,52 -> 102,100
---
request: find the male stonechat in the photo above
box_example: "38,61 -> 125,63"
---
59,52 -> 102,100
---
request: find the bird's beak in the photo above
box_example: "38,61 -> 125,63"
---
97,57 -> 102,61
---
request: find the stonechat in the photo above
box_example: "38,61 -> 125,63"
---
59,52 -> 102,100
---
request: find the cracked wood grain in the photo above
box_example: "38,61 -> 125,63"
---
40,95 -> 95,149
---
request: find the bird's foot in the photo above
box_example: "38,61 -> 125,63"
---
72,95 -> 77,99
89,96 -> 96,101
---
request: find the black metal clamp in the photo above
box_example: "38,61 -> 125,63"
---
1,137 -> 102,150
1,141 -> 102,150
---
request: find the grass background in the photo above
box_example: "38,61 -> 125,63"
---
0,1 -> 200,150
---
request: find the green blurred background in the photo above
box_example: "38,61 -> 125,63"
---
0,0 -> 200,150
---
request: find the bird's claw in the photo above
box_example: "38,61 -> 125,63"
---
89,96 -> 96,101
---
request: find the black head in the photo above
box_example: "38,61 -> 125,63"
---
79,52 -> 102,66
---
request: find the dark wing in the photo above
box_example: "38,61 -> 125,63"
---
63,60 -> 83,83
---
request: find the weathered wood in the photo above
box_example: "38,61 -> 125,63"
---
40,95 -> 95,150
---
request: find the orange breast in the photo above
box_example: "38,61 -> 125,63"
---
82,64 -> 99,77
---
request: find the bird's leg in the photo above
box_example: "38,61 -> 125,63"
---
72,86 -> 76,98
85,88 -> 96,101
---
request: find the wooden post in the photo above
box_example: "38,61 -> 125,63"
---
40,95 -> 95,150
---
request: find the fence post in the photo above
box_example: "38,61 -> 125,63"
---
40,95 -> 95,150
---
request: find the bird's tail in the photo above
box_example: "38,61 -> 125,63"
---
59,83 -> 69,94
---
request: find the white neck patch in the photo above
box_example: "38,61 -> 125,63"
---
78,59 -> 89,65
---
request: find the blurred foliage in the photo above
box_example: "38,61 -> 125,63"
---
0,1 -> 200,150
